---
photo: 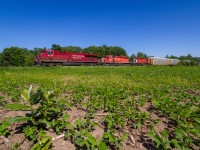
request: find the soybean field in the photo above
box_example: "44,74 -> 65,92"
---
0,66 -> 200,150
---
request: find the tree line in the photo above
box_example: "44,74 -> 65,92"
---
52,44 -> 128,58
0,44 -> 199,66
165,54 -> 200,66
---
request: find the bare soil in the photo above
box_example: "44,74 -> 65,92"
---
0,100 -> 168,150
0,103 -> 153,150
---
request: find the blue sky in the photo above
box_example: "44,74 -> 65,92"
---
0,0 -> 200,57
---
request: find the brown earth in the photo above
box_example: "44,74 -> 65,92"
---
0,99 -> 169,150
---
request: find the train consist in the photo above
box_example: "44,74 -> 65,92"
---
34,50 -> 180,66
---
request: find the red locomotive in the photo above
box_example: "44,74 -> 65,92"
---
101,55 -> 130,65
132,58 -> 150,65
34,50 -> 98,65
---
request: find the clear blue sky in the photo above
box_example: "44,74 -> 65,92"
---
0,0 -> 200,57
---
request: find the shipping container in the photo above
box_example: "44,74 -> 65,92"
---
149,57 -> 169,65
168,59 -> 180,65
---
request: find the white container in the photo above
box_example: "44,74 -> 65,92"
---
149,57 -> 169,65
168,59 -> 180,65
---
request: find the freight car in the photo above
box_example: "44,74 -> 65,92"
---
34,50 -> 98,66
168,59 -> 180,65
149,57 -> 169,65
149,57 -> 180,65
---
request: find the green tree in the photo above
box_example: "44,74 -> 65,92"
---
23,49 -> 35,66
186,54 -> 193,60
61,46 -> 82,52
83,45 -> 127,58
193,57 -> 200,64
0,47 -> 36,67
102,45 -> 111,55
33,48 -> 45,56
1,47 -> 26,66
0,52 -> 3,66
84,46 -> 99,56
97,46 -> 106,58
137,52 -> 147,58
179,54 -> 198,66
166,55 -> 178,59
51,44 -> 61,50
111,46 -> 127,56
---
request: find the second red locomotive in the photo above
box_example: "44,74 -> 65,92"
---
101,55 -> 130,65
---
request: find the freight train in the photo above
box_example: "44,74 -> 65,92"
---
34,50 -> 180,66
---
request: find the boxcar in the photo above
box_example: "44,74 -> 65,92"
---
149,57 -> 169,65
149,57 -> 180,65
168,59 -> 180,65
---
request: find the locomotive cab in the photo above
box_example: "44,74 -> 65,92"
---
46,50 -> 54,56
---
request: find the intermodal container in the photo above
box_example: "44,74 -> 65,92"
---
149,57 -> 169,65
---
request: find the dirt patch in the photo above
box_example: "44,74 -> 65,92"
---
94,110 -> 107,120
61,76 -> 80,84
0,108 -> 29,128
152,115 -> 168,132
1,110 -> 28,119
0,108 -> 32,150
60,92 -> 72,101
122,125 -> 150,150
91,126 -> 104,139
0,144 -> 9,150
0,93 -> 13,107
19,139 -> 33,150
124,143 -> 147,150
185,89 -> 200,96
0,108 -> 8,121
138,102 -> 151,113
67,107 -> 86,124
130,101 -> 170,150
8,133 -> 25,144
139,101 -> 168,132
53,140 -> 75,150
46,132 -> 76,150
83,96 -> 90,103
0,133 -> 32,150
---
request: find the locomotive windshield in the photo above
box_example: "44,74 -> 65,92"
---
48,51 -> 53,55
